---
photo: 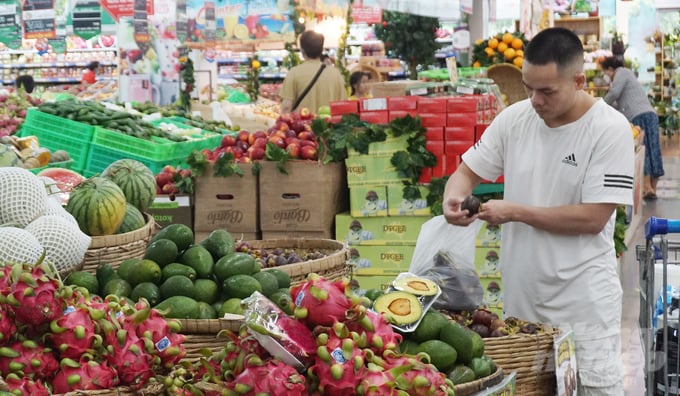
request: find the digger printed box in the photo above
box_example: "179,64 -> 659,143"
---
349,186 -> 388,217
474,247 -> 501,278
476,222 -> 501,247
348,244 -> 416,276
335,213 -> 429,245
386,184 -> 431,216
480,277 -> 503,311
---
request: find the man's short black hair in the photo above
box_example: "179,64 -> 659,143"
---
15,75 -> 35,94
299,31 -> 324,59
87,61 -> 100,71
600,56 -> 624,70
524,27 -> 584,72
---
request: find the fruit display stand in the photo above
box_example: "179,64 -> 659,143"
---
453,367 -> 504,396
177,316 -> 244,361
81,213 -> 156,273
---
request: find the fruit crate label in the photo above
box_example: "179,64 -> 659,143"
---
330,348 -> 347,364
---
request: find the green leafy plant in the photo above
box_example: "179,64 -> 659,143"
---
310,114 -> 388,164
336,0 -> 354,85
389,116 -> 437,199
245,56 -> 261,103
614,205 -> 628,257
178,56 -> 195,114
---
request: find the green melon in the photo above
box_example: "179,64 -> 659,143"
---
65,176 -> 127,236
0,144 -> 19,167
116,203 -> 146,234
101,159 -> 157,212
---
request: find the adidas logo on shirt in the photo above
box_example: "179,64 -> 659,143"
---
562,153 -> 577,167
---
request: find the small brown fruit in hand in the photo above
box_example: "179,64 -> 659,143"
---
461,195 -> 481,217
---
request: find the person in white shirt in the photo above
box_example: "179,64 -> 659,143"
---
442,27 -> 634,395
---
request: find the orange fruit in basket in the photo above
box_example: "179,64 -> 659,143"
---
473,61 -> 482,68
504,48 -> 516,60
497,42 -> 508,53
511,38 -> 524,50
516,49 -> 524,58
513,56 -> 524,68
488,38 -> 499,49
502,33 -> 514,44
485,47 -> 495,57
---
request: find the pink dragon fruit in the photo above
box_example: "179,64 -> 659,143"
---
0,339 -> 59,381
356,362 -> 413,396
0,304 -> 16,346
227,357 -> 308,395
212,328 -> 270,380
2,373 -> 50,396
100,318 -> 156,389
290,274 -> 366,327
349,309 -> 403,354
0,265 -> 12,297
375,351 -> 455,396
48,305 -> 103,359
309,322 -> 367,396
5,264 -> 63,326
126,300 -> 186,368
51,357 -> 119,393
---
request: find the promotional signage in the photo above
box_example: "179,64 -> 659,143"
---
23,0 -> 56,39
133,0 -> 149,42
0,1 -> 21,48
72,0 -> 101,39
48,36 -> 66,53
101,0 -> 153,22
204,1 -> 215,43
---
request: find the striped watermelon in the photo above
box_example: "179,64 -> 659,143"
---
65,177 -> 127,236
101,159 -> 157,212
116,203 -> 146,234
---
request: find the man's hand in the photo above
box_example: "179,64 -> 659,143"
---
476,199 -> 516,225
443,196 -> 478,226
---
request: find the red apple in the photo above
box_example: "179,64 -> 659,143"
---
269,135 -> 286,148
285,137 -> 300,146
286,143 -> 301,159
178,169 -> 192,178
162,182 -> 178,194
277,122 -> 290,132
298,131 -> 314,141
236,140 -> 250,151
291,120 -> 307,133
237,130 -> 250,142
284,129 -> 297,139
248,130 -> 267,146
253,137 -> 267,148
300,145 -> 317,160
232,146 -> 244,157
248,146 -> 265,160
300,139 -> 318,148
270,130 -> 287,141
155,172 -> 173,188
221,134 -> 237,147
299,107 -> 313,119
162,165 -> 177,175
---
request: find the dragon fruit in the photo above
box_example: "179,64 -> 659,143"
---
0,265 -> 12,297
227,357 -> 308,395
213,327 -> 269,380
0,339 -> 59,381
2,373 -> 50,396
374,351 -> 455,396
51,357 -> 119,393
100,318 -> 156,389
290,274 -> 366,327
356,362 -> 413,396
5,263 -> 63,326
127,300 -> 186,368
309,322 -> 367,396
48,305 -> 103,359
349,309 -> 403,354
0,304 -> 16,346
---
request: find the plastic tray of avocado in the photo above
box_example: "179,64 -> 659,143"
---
373,272 -> 441,333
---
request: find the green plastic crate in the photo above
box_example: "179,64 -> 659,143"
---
19,125 -> 91,171
85,143 -> 186,175
24,108 -> 95,142
151,118 -> 222,159
92,127 -> 178,160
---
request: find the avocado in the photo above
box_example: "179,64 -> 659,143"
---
412,310 -> 450,343
117,258 -> 142,282
151,224 -> 194,252
439,321 -> 480,364
448,365 -> 476,385
144,238 -> 179,268
127,259 -> 162,287
180,246 -> 215,279
398,339 -> 421,355
219,298 -> 245,316
265,268 -> 291,289
214,253 -> 257,282
199,229 -> 234,261
161,263 -> 197,282
196,301 -> 218,319
160,275 -> 196,300
372,291 -> 422,325
364,288 -> 384,301
222,274 -> 262,299
154,295 -> 200,319
193,278 -> 219,304
470,356 -> 491,379
268,290 -> 293,315
66,271 -> 99,296
102,278 -> 132,298
252,271 -> 279,297
130,282 -> 162,306
394,276 -> 438,296
95,263 -> 119,293
418,339 -> 458,372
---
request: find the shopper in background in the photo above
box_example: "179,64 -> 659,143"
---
348,71 -> 372,100
442,27 -> 634,395
602,55 -> 664,200
81,61 -> 99,84
15,75 -> 35,94
279,31 -> 346,114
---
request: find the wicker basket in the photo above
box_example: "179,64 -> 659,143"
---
81,213 -> 156,273
486,63 -> 528,105
248,238 -> 351,285
453,367 -> 504,396
483,328 -> 558,396
178,315 -> 244,361
0,381 -> 164,396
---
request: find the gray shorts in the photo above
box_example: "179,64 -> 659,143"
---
576,333 -> 624,393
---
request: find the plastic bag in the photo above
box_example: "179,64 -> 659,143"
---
409,216 -> 484,311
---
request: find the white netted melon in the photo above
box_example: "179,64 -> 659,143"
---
24,215 -> 91,273
0,226 -> 45,265
0,167 -> 48,227
44,198 -> 79,227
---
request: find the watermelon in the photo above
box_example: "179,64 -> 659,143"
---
65,176 -> 127,236
0,144 -> 19,167
101,159 -> 157,212
116,203 -> 146,234
36,168 -> 85,192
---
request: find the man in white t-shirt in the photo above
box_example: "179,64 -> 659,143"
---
443,28 -> 634,395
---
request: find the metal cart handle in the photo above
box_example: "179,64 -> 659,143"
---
645,216 -> 680,240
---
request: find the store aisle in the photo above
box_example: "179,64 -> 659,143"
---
619,133 -> 680,394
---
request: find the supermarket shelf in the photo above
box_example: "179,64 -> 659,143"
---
0,61 -> 117,69
217,57 -> 284,63
1,76 -> 117,84
218,73 -> 286,80
5,47 -> 117,54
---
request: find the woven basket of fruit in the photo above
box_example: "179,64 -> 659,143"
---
81,213 -> 156,274
178,315 -> 244,361
49,381 -> 165,396
453,367 -> 504,396
244,238 -> 351,285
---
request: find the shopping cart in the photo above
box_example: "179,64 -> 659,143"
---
639,217 -> 680,396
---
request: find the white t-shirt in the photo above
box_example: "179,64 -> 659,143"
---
462,99 -> 634,340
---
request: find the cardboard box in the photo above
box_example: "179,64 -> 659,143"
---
445,154 -> 461,175
425,127 -> 444,141
350,244 -> 416,276
426,140 -> 445,157
417,97 -> 449,113
387,96 -> 419,111
475,124 -> 488,141
476,222 -> 502,248
350,185 -> 388,217
388,110 -> 418,122
445,126 -> 475,142
360,111 -> 389,125
353,275 -> 396,291
147,194 -> 193,232
261,230 -> 333,239
480,277 -> 504,310
195,230 -> 261,243
419,167 -> 433,184
447,112 -> 477,128
419,113 -> 447,128
386,184 -> 431,216
360,97 -> 388,112
335,212 -> 429,245
371,80 -> 426,98
345,155 -> 408,186
259,161 -> 348,233
447,96 -> 479,113
445,140 -> 474,156
331,115 -> 343,124
475,247 -> 502,278
330,100 -> 359,116
346,134 -> 410,156
194,163 -> 259,233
